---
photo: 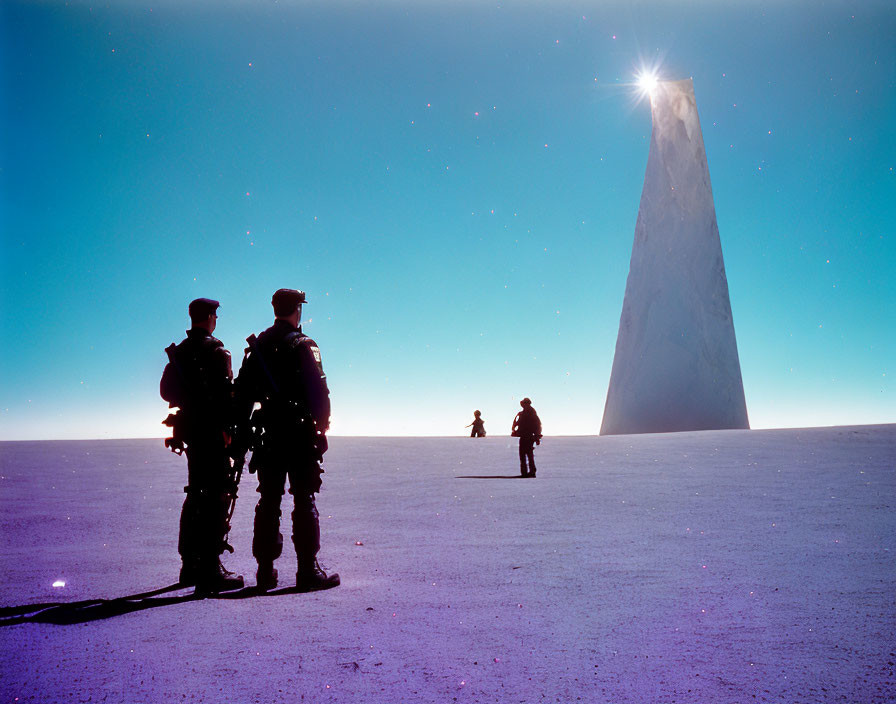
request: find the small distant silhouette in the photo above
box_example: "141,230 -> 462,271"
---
511,398 -> 542,478
466,410 -> 486,438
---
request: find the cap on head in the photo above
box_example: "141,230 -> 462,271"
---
272,288 -> 306,317
188,297 -> 220,322
520,397 -> 532,407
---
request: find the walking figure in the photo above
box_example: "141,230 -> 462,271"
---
511,398 -> 542,478
466,410 -> 486,438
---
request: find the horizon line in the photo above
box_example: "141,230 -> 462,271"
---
1,422 -> 893,443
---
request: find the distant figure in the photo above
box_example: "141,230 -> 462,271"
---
466,410 -> 487,438
159,298 -> 244,593
236,288 -> 340,592
511,398 -> 542,478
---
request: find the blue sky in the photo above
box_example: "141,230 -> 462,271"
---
1,0 -> 893,439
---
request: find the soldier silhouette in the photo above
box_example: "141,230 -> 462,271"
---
160,298 -> 244,593
511,398 -> 542,478
236,288 -> 339,592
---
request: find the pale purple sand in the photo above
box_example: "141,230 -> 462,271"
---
1,426 -> 894,703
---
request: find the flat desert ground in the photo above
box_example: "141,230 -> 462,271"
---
1,425 -> 894,703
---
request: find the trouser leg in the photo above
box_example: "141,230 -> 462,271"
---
288,453 -> 322,566
181,442 -> 232,566
178,489 -> 200,565
526,439 -> 535,474
291,492 -> 321,566
253,466 -> 287,563
520,439 -> 535,474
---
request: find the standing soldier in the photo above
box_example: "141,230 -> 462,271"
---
236,289 -> 340,592
511,397 -> 542,478
160,298 -> 244,593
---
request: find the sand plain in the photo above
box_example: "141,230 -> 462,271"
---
1,426 -> 894,703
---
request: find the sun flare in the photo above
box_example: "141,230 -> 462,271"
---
636,70 -> 659,97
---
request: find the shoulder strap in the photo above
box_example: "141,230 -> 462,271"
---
201,335 -> 224,352
284,331 -> 308,348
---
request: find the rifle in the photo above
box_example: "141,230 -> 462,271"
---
221,454 -> 243,554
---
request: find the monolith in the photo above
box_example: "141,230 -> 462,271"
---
600,78 -> 749,435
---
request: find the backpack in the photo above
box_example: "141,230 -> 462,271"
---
160,343 -> 186,407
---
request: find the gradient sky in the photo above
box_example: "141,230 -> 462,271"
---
1,0 -> 894,439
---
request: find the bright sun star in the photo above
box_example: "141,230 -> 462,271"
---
636,70 -> 659,97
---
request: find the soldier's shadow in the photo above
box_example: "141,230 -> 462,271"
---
455,475 -> 528,479
0,582 -> 305,626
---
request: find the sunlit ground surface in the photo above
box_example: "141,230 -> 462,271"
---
1,427 -> 894,703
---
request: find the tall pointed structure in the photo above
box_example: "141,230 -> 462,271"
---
600,78 -> 749,435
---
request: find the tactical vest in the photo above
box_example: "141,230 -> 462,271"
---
246,331 -> 309,408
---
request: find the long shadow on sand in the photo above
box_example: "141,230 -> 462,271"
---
0,583 -> 307,626
455,475 -> 529,479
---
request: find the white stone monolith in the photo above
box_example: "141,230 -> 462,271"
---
600,78 -> 749,435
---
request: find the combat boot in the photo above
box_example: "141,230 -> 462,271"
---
296,559 -> 340,592
255,561 -> 279,591
195,559 -> 244,594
